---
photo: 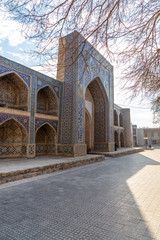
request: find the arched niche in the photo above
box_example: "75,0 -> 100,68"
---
37,86 -> 58,116
119,113 -> 123,127
0,72 -> 28,111
0,119 -> 27,158
85,77 -> 108,148
114,110 -> 118,126
120,132 -> 125,147
35,123 -> 57,155
114,130 -> 119,145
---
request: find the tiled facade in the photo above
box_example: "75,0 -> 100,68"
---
0,31 -> 132,158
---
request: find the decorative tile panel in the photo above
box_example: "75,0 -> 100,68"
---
35,118 -> 58,132
0,113 -> 29,132
0,64 -> 30,88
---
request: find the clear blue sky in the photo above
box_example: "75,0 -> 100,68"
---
0,7 -> 155,128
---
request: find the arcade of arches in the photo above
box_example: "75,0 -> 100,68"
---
0,72 -> 58,158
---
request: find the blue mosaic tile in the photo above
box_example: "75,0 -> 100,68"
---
35,118 -> 58,132
0,113 -> 29,132
0,64 -> 31,88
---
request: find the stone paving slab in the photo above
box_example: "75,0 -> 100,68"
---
0,148 -> 160,239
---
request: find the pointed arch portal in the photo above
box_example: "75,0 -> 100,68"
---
85,77 -> 108,151
0,119 -> 27,158
36,123 -> 57,155
0,72 -> 28,111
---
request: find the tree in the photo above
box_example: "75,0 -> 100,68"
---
1,0 -> 160,120
152,97 -> 160,125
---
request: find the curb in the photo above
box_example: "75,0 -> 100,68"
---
0,155 -> 105,184
90,148 -> 144,157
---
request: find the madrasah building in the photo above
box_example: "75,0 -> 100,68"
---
0,31 -> 133,159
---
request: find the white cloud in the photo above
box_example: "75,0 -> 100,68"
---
0,8 -> 25,46
0,46 -> 3,53
7,51 -> 24,60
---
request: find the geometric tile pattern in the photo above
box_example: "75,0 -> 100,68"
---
37,79 -> 60,98
0,56 -> 63,157
28,144 -> 35,156
35,118 -> 58,133
76,33 -> 113,145
60,39 -> 74,144
29,75 -> 37,143
37,86 -> 58,116
36,124 -> 56,144
0,78 -> 17,105
57,145 -> 73,154
87,78 -> 107,143
0,73 -> 28,111
0,144 -> 26,156
0,119 -> 27,157
0,119 -> 27,143
36,144 -> 56,155
0,113 -> 29,132
35,123 -> 57,155
0,64 -> 31,88
78,99 -> 84,142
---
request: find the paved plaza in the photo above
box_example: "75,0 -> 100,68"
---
0,148 -> 160,240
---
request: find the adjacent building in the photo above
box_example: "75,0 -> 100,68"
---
132,125 -> 160,146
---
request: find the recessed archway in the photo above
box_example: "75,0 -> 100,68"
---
0,119 -> 27,158
114,110 -> 118,126
85,77 -> 108,150
36,123 -> 57,155
37,86 -> 58,116
0,72 -> 28,111
119,113 -> 123,127
114,130 -> 119,145
120,132 -> 125,147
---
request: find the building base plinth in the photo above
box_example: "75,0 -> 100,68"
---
107,142 -> 115,152
57,144 -> 87,157
27,144 -> 36,158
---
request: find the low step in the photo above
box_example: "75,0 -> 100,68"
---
0,155 -> 105,184
90,148 -> 144,158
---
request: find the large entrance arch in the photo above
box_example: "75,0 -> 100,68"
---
85,77 -> 108,151
0,119 -> 27,158
0,72 -> 28,111
36,123 -> 57,155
